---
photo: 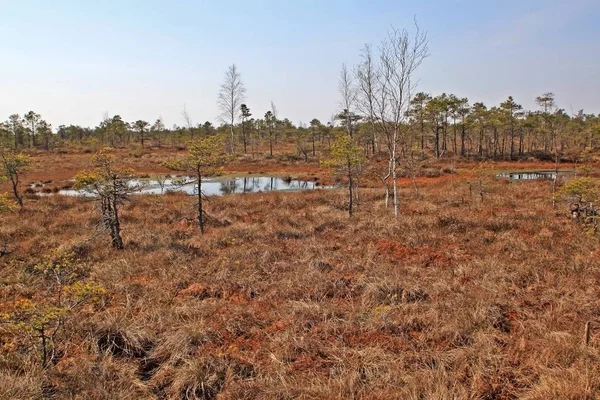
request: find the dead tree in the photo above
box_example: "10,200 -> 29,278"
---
74,150 -> 140,249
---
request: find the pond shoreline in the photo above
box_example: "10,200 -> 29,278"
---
29,175 -> 334,197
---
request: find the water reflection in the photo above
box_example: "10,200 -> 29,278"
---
496,171 -> 558,180
58,176 -> 325,197
220,180 -> 240,195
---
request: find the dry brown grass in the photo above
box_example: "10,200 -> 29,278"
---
1,166 -> 600,399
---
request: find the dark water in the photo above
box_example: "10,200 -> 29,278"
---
58,176 -> 327,197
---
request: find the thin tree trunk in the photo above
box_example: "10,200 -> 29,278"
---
110,188 -> 123,249
229,123 -> 235,153
392,132 -> 399,217
478,128 -> 483,157
412,172 -> 420,199
10,174 -> 23,208
382,159 -> 391,209
510,122 -> 515,160
241,121 -> 247,154
347,160 -> 353,217
461,124 -> 466,157
420,120 -> 425,157
197,169 -> 204,233
372,126 -> 377,155
452,119 -> 457,154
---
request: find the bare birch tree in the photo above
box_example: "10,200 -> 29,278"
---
355,44 -> 379,155
182,104 -> 193,140
265,101 -> 278,157
338,64 -> 363,203
338,64 -> 359,137
218,64 -> 246,153
355,19 -> 429,216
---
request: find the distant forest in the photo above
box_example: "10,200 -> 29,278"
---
2,92 -> 598,162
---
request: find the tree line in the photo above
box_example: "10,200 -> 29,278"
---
405,92 -> 600,161
2,94 -> 597,162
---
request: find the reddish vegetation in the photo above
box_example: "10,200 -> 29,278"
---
1,147 -> 331,189
1,151 -> 600,399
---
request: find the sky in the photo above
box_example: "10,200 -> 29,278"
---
1,0 -> 599,129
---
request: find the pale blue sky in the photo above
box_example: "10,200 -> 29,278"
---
1,0 -> 598,128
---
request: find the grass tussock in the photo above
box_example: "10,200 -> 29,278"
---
1,173 -> 600,399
